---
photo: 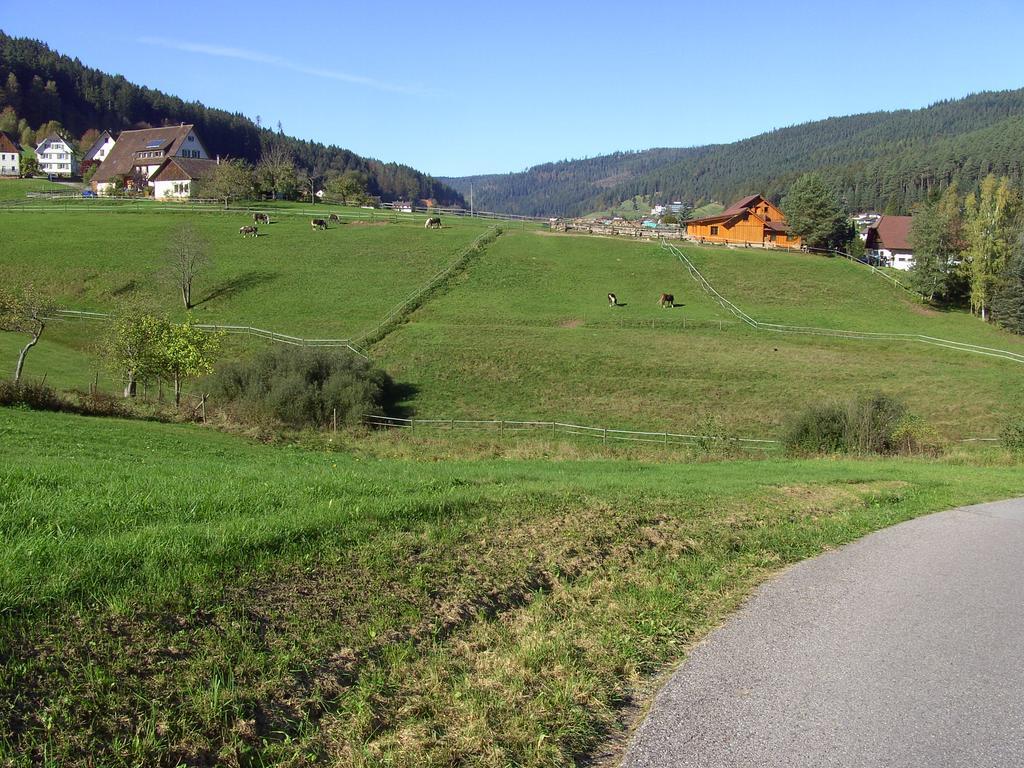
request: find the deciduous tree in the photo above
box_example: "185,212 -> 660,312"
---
964,175 -> 1021,320
908,185 -> 966,303
159,319 -> 222,406
325,170 -> 369,205
256,143 -> 300,200
0,284 -> 57,382
101,310 -> 168,398
163,224 -> 209,309
195,159 -> 255,205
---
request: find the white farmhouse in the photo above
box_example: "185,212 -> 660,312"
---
36,135 -> 79,177
82,131 -> 116,164
865,215 -> 914,270
0,132 -> 21,176
151,157 -> 218,198
91,124 -> 210,195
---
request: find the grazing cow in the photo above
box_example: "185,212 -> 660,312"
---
425,216 -> 442,229
608,292 -> 618,307
239,225 -> 259,237
328,213 -> 341,223
311,218 -> 328,231
253,212 -> 270,225
658,292 -> 674,308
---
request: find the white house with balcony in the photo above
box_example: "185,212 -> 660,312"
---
36,135 -> 79,177
0,132 -> 20,176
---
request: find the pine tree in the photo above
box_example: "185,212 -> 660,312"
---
781,173 -> 854,250
908,185 -> 965,303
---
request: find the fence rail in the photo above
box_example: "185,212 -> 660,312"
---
52,309 -> 368,357
363,414 -> 780,450
661,241 -> 1024,365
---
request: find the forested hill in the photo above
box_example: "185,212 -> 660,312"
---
442,89 -> 1024,217
0,32 -> 464,205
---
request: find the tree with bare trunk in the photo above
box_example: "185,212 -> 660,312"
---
0,285 -> 57,382
256,143 -> 300,200
164,224 -> 209,309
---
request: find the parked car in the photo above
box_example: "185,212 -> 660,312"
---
82,190 -> 97,198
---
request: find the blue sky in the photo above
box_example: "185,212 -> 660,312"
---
3,0 -> 1023,177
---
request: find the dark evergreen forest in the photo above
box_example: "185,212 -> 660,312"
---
443,90 -> 1024,217
0,32 -> 464,205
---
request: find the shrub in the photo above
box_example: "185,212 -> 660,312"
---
0,379 -> 64,411
784,393 -> 921,456
783,403 -> 848,455
210,347 -> 398,429
1000,414 -> 1024,454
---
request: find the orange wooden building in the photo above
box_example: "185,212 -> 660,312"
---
685,194 -> 801,247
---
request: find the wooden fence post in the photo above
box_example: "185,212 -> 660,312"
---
333,408 -> 337,433
201,394 -> 207,423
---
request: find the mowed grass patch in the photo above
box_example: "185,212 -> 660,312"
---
375,230 -> 1024,438
377,320 -> 1023,437
1,409 -> 1023,765
0,208 -> 494,337
0,178 -> 79,200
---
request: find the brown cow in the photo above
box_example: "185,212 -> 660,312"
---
328,213 -> 341,223
239,225 -> 259,237
311,218 -> 328,230
253,212 -> 270,225
658,293 -> 674,308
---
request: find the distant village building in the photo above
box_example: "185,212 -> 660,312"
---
91,124 -> 210,196
0,132 -> 21,176
35,135 -> 78,177
668,201 -> 687,214
685,194 -> 801,248
865,215 -> 914,270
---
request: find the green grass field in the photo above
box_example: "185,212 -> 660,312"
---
4,208 -> 1024,437
2,408 -> 1022,766
0,177 -> 81,200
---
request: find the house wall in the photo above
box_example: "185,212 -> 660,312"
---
0,152 -> 19,176
153,179 -> 192,198
90,136 -> 115,162
37,139 -> 79,176
94,181 -> 115,196
872,247 -> 915,270
687,215 -> 768,244
175,132 -> 208,160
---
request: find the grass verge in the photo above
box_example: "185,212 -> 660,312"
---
1,409 -> 1022,765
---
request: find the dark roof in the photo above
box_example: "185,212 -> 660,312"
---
764,220 -> 790,232
82,131 -> 113,161
687,194 -> 768,224
93,125 -> 200,183
866,215 -> 913,251
722,193 -> 764,216
0,131 -> 20,154
151,157 -> 217,182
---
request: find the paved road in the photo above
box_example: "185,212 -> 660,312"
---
622,498 -> 1024,768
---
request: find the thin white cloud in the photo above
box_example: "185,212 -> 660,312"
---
138,36 -> 423,95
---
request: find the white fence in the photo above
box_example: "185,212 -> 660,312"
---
661,241 -> 1024,365
52,309 -> 368,357
364,414 -> 780,450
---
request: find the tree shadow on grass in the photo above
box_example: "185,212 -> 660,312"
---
383,381 -> 419,420
198,270 -> 278,306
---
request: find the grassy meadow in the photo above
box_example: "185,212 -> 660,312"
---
0,177 -> 80,200
4,205 -> 1024,437
2,408 -> 1023,766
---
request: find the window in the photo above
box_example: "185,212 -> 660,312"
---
187,135 -> 195,142
710,226 -> 719,236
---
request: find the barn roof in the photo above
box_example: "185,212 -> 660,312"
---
687,194 -> 768,224
151,157 -> 218,182
866,215 -> 913,251
92,125 -> 199,183
0,131 -> 20,154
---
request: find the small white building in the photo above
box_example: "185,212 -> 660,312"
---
151,157 -> 218,198
36,135 -> 79,177
865,215 -> 914,270
82,131 -> 116,164
0,132 -> 21,176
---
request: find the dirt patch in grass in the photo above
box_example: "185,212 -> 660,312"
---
560,318 -> 585,328
904,300 -> 940,317
348,220 -> 390,226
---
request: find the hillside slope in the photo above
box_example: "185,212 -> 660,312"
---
0,32 -> 464,205
442,89 -> 1024,216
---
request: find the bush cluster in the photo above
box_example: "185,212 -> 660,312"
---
1000,414 -> 1024,454
784,393 -> 930,456
210,347 -> 398,429
0,380 -> 128,417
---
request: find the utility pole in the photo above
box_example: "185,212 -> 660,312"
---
470,182 -> 474,217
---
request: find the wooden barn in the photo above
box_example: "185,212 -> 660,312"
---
686,194 -> 801,248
